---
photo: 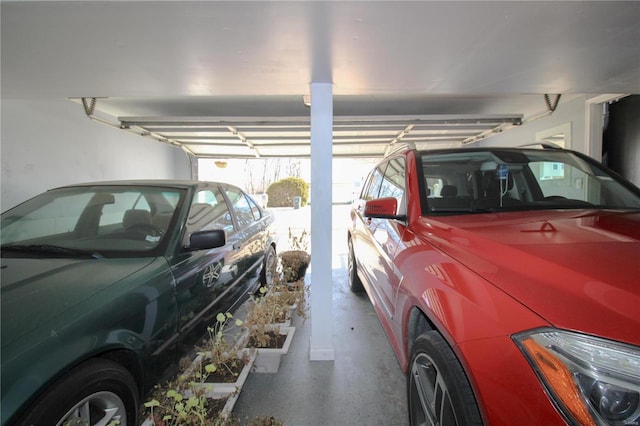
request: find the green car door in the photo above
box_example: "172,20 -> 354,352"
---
168,184 -> 244,346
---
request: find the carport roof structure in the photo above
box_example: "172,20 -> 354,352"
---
105,112 -> 523,158
74,94 -> 531,158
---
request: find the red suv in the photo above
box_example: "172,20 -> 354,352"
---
348,145 -> 640,426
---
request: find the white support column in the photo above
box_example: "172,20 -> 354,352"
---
309,82 -> 335,361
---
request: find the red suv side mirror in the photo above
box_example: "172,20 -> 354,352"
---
364,197 -> 399,219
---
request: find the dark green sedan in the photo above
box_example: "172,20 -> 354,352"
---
1,180 -> 278,426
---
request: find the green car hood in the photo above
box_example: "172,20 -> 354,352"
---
0,257 -> 157,350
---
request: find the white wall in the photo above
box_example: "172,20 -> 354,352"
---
1,99 -> 192,211
476,95 -> 590,153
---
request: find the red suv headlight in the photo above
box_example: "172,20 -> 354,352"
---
514,328 -> 640,426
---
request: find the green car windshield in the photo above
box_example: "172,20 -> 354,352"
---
1,185 -> 185,257
421,149 -> 640,214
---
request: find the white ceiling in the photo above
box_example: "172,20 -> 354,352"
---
2,1 -> 639,157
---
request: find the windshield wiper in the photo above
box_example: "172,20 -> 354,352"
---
1,244 -> 103,259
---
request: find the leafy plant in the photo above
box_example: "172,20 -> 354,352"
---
244,272 -> 309,349
143,379 -> 233,426
194,313 -> 248,382
272,279 -> 309,321
279,227 -> 311,282
279,251 -> 310,283
142,346 -> 249,426
244,287 -> 290,348
141,312 -> 253,425
287,228 -> 309,252
144,387 -> 203,425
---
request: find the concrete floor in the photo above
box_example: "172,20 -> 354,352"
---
232,206 -> 409,426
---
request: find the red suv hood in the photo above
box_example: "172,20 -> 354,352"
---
426,210 -> 640,346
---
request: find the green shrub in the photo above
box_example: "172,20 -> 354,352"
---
266,177 -> 309,207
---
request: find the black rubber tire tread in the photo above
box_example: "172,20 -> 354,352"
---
348,238 -> 365,293
260,244 -> 277,288
408,331 -> 483,426
15,358 -> 139,426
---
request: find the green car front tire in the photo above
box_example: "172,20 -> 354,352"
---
17,358 -> 138,426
